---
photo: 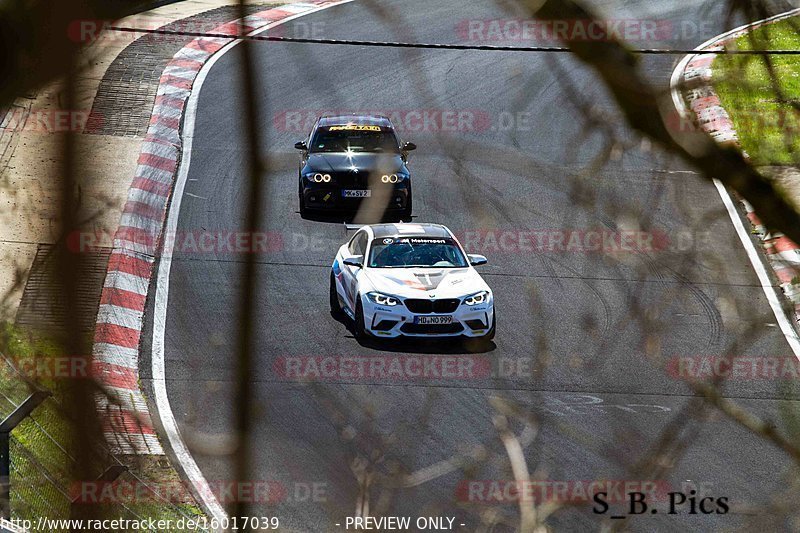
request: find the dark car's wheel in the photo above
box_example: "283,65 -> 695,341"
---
354,298 -> 368,340
329,272 -> 343,317
401,186 -> 413,220
401,192 -> 413,220
299,192 -> 308,217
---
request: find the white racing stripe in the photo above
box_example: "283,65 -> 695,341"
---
96,303 -> 145,330
93,342 -> 140,367
669,9 -> 800,360
104,270 -> 150,295
150,1 -> 357,530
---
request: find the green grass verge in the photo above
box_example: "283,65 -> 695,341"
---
713,17 -> 800,165
0,324 -> 73,521
0,323 -> 206,531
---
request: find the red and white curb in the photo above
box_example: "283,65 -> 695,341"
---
673,9 -> 800,324
93,0 -> 350,455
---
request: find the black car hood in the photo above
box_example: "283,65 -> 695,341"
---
305,153 -> 406,174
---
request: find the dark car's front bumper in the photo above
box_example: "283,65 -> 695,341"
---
301,184 -> 410,211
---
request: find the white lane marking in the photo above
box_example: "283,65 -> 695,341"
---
150,1 -> 358,528
669,9 -> 800,361
712,179 -> 800,357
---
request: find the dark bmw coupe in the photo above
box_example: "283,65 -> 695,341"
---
294,114 -> 416,218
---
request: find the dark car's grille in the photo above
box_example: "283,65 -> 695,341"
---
404,299 -> 460,314
329,171 -> 369,188
401,323 -> 464,335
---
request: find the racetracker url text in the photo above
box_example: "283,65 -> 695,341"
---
5,516 -> 279,531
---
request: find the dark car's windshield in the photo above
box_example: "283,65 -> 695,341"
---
310,125 -> 400,153
368,237 -> 468,269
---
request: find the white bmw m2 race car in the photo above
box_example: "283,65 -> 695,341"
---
330,223 -> 495,341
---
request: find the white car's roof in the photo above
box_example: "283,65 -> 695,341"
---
365,223 -> 453,240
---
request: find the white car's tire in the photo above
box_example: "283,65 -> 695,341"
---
329,272 -> 343,317
354,298 -> 369,340
484,312 -> 496,341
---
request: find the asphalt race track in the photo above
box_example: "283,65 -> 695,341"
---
141,0 -> 800,530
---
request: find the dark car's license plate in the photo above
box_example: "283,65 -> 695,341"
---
342,190 -> 371,198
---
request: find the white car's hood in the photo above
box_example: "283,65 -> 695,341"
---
362,267 -> 488,299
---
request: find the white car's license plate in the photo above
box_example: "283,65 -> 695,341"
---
414,316 -> 454,325
342,190 -> 371,198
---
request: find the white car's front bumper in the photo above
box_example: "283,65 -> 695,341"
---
361,294 -> 494,338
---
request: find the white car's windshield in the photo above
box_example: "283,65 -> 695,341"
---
368,237 -> 468,268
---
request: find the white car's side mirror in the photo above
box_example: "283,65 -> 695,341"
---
343,255 -> 364,268
468,254 -> 488,266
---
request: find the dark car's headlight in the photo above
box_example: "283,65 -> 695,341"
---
381,173 -> 408,184
367,292 -> 400,306
305,173 -> 332,183
462,291 -> 490,306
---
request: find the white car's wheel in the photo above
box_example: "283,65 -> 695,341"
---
485,312 -> 496,341
354,298 -> 368,340
329,272 -> 343,317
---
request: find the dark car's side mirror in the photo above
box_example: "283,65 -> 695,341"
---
343,256 -> 364,268
294,141 -> 308,150
402,142 -> 417,152
468,254 -> 488,266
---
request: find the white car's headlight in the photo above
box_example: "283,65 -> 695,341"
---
462,291 -> 490,306
367,292 -> 400,306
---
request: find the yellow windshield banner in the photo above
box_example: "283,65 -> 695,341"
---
328,125 -> 383,132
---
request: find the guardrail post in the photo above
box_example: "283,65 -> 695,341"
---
0,390 -> 52,519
